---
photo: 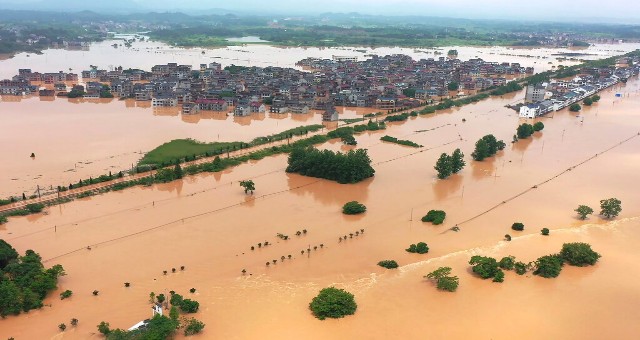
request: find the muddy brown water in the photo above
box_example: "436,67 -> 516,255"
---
1,71 -> 639,339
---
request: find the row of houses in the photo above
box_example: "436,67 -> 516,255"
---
519,59 -> 639,118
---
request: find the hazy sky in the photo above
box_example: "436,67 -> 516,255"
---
1,0 -> 639,22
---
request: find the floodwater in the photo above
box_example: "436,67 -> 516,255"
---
1,69 -> 639,339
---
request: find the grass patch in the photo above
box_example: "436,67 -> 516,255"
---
380,135 -> 422,148
139,139 -> 245,166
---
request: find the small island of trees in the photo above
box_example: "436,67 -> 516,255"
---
471,135 -> 505,161
434,148 -> 465,179
309,287 -> 357,320
377,260 -> 399,269
421,210 -> 446,225
406,242 -> 429,254
286,147 -> 375,184
342,201 -> 367,215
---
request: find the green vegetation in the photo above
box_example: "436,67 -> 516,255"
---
447,82 -> 459,91
499,256 -> 516,270
471,135 -> 505,161
583,97 -> 593,106
342,201 -> 367,215
575,205 -> 594,219
183,318 -> 206,336
569,103 -> 582,112
511,222 -> 525,231
533,121 -> 545,132
180,299 -> 200,313
425,267 -> 459,292
60,290 -> 73,300
514,262 -> 528,275
406,242 -> 429,254
140,139 -> 246,166
98,314 -> 179,339
434,148 -> 465,179
287,147 -> 375,184
592,95 -> 601,102
25,203 -> 45,213
599,198 -> 622,218
516,123 -> 535,139
309,287 -> 357,320
559,243 -> 601,266
541,228 -> 550,236
0,241 -> 65,317
377,260 -> 399,269
490,81 -> 523,96
469,256 -> 502,281
384,113 -> 409,122
380,135 -> 422,148
533,254 -> 563,278
239,180 -> 255,194
421,210 -> 446,225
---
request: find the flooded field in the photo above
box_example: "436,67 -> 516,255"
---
1,69 -> 639,339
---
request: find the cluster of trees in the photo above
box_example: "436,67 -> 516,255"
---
239,180 -> 255,194
309,287 -> 357,320
286,147 -> 375,184
515,122 -> 544,139
583,95 -> 600,106
490,81 -> 523,96
406,242 -> 429,254
421,210 -> 446,225
434,149 -> 465,179
154,164 -> 184,183
575,198 -> 622,219
469,256 -> 505,282
342,201 -> 367,215
425,267 -> 459,292
168,291 -> 200,313
380,135 -> 422,148
377,260 -> 399,269
0,240 -> 66,317
471,135 -> 506,161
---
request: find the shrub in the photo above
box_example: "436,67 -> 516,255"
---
514,262 -> 528,275
569,103 -> 581,112
342,201 -> 367,215
533,122 -> 544,131
421,210 -> 446,225
60,290 -> 73,300
309,287 -> 357,320
492,269 -> 505,282
97,321 -> 110,335
25,203 -> 45,213
377,260 -> 399,269
541,228 -> 550,236
559,243 -> 601,266
511,222 -> 524,231
406,242 -> 429,254
183,318 -> 206,336
583,97 -> 593,106
533,254 -> 563,278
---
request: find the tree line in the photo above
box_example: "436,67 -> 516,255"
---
286,147 -> 375,184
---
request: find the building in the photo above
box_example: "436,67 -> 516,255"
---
323,105 -> 339,121
332,55 -> 358,62
234,104 -> 251,116
525,84 -> 546,103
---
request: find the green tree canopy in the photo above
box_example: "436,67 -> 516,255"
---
599,198 -> 621,218
559,243 -> 601,266
309,287 -> 357,320
533,254 -> 563,278
425,267 -> 459,292
575,205 -> 594,219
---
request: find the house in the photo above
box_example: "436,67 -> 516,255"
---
38,89 -> 55,97
269,105 -> 288,114
323,105 -> 339,121
289,104 -> 310,114
376,97 -> 396,110
234,104 -> 251,116
519,104 -> 540,118
249,102 -> 266,113
195,99 -> 228,111
182,102 -> 200,115
525,84 -> 546,103
152,93 -> 178,107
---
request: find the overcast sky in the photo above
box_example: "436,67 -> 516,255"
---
1,0 -> 639,22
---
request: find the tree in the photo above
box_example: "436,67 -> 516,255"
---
180,299 -> 199,313
342,201 -> 366,215
157,293 -> 166,304
434,153 -> 452,179
511,222 -> 524,231
469,256 -> 500,279
599,198 -> 621,218
169,306 -> 179,322
560,243 -> 601,266
592,95 -> 601,102
575,205 -> 594,220
183,318 -> 206,336
174,163 -> 183,179
447,82 -> 459,91
377,260 -> 399,269
450,148 -> 465,174
569,103 -> 581,112
60,290 -> 73,299
514,262 -> 527,275
471,135 -> 505,161
492,269 -> 505,283
286,147 -> 375,184
541,228 -> 550,236
583,97 -> 593,106
309,287 -> 357,320
406,242 -> 429,254
58,323 -> 66,331
533,122 -> 544,131
425,267 -> 459,292
97,321 -> 111,335
516,123 -> 535,139
421,210 -> 446,225
499,256 -> 515,270
533,254 -> 563,278
70,318 -> 78,326
0,239 -> 18,268
239,180 -> 255,194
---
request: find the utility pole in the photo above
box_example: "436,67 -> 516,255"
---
37,185 -> 41,198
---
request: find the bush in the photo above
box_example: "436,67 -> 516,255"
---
286,147 -> 375,184
533,254 -> 563,278
569,103 -> 581,112
183,318 -> 206,336
421,210 -> 446,225
25,203 -> 45,213
377,260 -> 398,269
514,262 -> 528,275
516,123 -> 535,139
559,243 -> 601,266
97,321 -> 110,335
533,122 -> 544,131
575,205 -> 594,219
60,290 -> 73,300
599,198 -> 621,218
541,228 -> 550,236
492,269 -> 505,283
406,242 -> 429,254
583,97 -> 593,106
342,201 -> 367,215
511,222 -> 525,231
309,287 -> 357,320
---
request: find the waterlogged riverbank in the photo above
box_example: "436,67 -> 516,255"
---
1,74 -> 639,339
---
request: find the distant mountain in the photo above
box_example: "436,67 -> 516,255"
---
0,0 -> 148,14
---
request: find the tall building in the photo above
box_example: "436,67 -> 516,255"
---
525,84 -> 546,103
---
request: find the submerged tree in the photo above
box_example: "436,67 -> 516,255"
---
239,180 -> 255,194
575,205 -> 594,220
425,267 -> 459,292
599,198 -> 621,219
309,287 -> 357,320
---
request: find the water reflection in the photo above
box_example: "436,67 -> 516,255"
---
286,173 -> 371,206
432,173 -> 463,200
